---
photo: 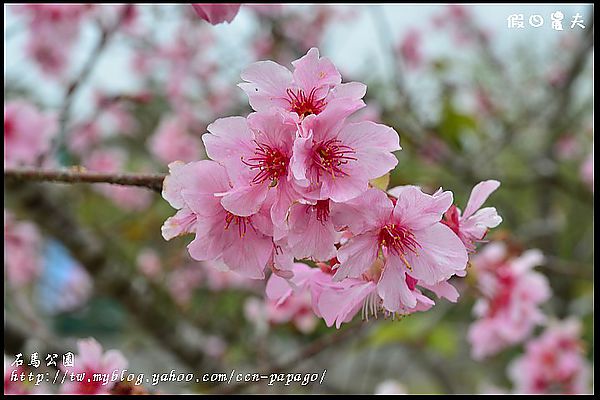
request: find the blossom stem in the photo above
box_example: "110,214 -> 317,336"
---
4,167 -> 166,193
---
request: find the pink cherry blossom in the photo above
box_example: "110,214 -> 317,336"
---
468,242 -> 551,360
60,338 -> 127,395
161,160 -> 275,279
4,210 -> 44,287
292,108 -> 401,202
441,180 -> 502,252
286,199 -> 340,261
331,186 -> 468,313
4,100 -> 57,168
508,319 -> 591,394
202,111 -> 303,226
191,4 -> 241,25
316,259 -> 459,328
136,248 -> 162,280
580,151 -> 593,191
148,114 -> 202,164
397,29 -> 423,70
239,47 -> 366,122
15,5 -> 93,78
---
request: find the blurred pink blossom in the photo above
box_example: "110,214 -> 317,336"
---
136,248 -> 162,280
397,29 -> 423,70
191,4 -> 241,25
468,243 -> 551,360
60,338 -> 127,395
4,210 -> 44,287
4,100 -> 57,168
148,115 -> 202,164
508,319 -> 591,394
580,152 -> 593,191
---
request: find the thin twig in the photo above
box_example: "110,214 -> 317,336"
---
54,6 -> 133,159
213,322 -> 364,394
4,168 -> 165,193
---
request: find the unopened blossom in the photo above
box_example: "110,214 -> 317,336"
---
161,160 -> 275,279
4,210 -> 44,287
468,242 -> 551,360
292,108 -> 401,202
148,114 -> 202,164
202,111 -> 303,225
440,180 -> 502,252
331,186 -> 468,313
239,47 -> 366,123
60,338 -> 127,395
508,319 -> 591,394
191,3 -> 241,25
4,100 -> 57,168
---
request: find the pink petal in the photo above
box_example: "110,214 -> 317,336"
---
330,188 -> 393,234
161,207 -> 197,240
377,255 -> 417,310
239,61 -> 293,112
405,223 -> 468,285
391,185 -> 453,230
462,180 -> 500,219
287,203 -> 338,261
191,4 -> 241,25
187,214 -> 228,261
290,47 -> 341,92
220,184 -> 269,217
221,229 -> 273,279
202,117 -> 255,185
334,232 -> 379,280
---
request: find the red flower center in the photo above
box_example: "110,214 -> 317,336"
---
241,140 -> 288,186
286,87 -> 326,118
313,200 -> 330,224
378,224 -> 421,270
442,204 -> 461,236
224,212 -> 254,238
311,138 -> 356,182
487,268 -> 515,317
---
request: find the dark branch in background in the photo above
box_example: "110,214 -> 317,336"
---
54,6 -> 133,159
5,180 -> 210,370
214,322 -> 364,394
4,168 -> 165,193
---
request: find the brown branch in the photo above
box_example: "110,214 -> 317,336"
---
4,168 -> 165,193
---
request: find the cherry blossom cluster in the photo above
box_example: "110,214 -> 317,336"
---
467,242 -> 551,359
161,47 -> 503,327
508,319 -> 591,394
466,243 -> 591,393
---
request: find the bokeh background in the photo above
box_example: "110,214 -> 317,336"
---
4,4 -> 594,394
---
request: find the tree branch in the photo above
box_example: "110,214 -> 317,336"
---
4,168 -> 165,193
